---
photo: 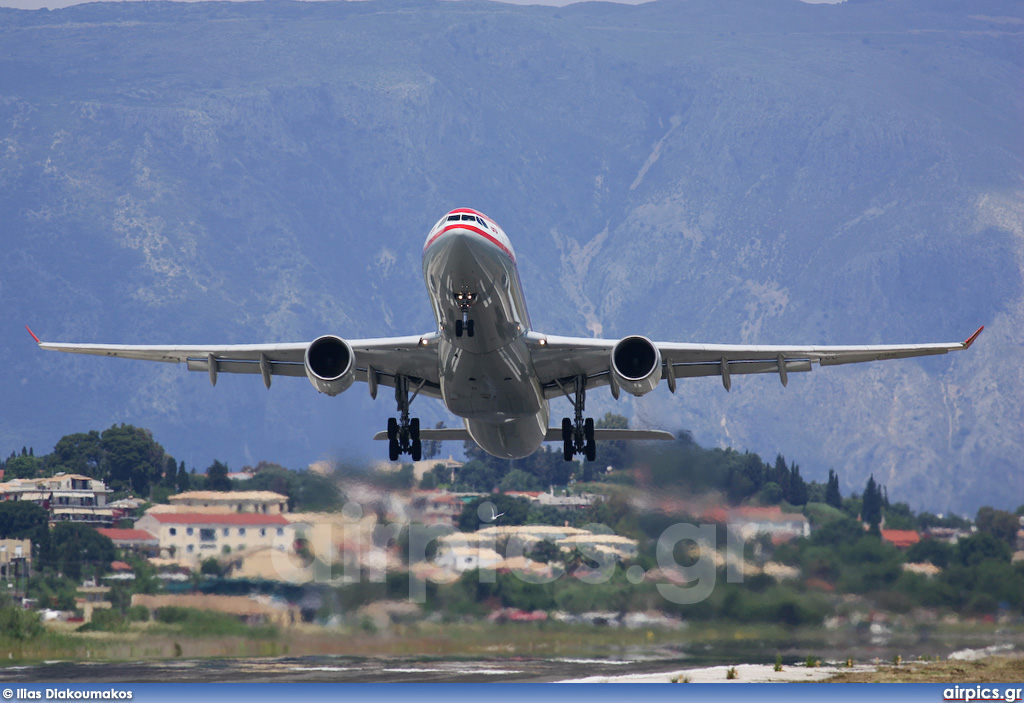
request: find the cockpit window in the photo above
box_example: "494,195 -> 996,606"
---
461,214 -> 475,221
447,214 -> 459,222
476,217 -> 488,229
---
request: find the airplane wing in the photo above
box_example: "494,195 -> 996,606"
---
527,326 -> 984,397
26,326 -> 442,398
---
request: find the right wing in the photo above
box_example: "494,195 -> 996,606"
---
27,326 -> 443,398
527,326 -> 984,397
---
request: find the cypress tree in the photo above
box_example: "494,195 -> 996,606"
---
825,469 -> 842,509
862,474 -> 883,531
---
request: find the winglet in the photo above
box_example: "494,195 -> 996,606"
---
25,325 -> 41,345
963,325 -> 984,349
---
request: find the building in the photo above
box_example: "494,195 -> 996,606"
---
881,529 -> 922,549
727,506 -> 811,543
134,512 -> 296,568
0,538 -> 31,583
167,491 -> 289,514
75,584 -> 111,623
0,473 -> 113,525
435,544 -> 503,572
410,491 -> 475,525
96,528 -> 160,558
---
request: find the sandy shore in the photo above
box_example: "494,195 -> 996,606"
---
559,662 -> 878,683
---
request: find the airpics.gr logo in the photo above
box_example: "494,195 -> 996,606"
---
943,686 -> 1024,702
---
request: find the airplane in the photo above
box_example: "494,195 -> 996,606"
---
28,207 -> 983,464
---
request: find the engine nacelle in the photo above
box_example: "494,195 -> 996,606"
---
610,335 -> 663,397
304,335 -> 356,396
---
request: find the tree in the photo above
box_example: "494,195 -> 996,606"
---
498,468 -> 542,493
161,456 -> 178,489
421,421 -> 446,461
861,475 -> 883,531
594,412 -> 630,471
50,523 -> 115,582
243,462 -> 341,511
175,461 -> 190,492
452,460 -> 499,492
47,431 -> 103,477
100,424 -> 165,496
4,454 -> 43,479
758,482 -> 783,505
206,460 -> 232,492
905,537 -> 953,568
457,495 -> 531,531
809,517 -> 864,549
824,469 -> 842,509
420,463 -> 452,490
773,454 -> 791,499
788,464 -> 808,506
975,506 -> 1019,546
0,502 -> 50,557
955,532 -> 1012,568
200,558 -> 227,578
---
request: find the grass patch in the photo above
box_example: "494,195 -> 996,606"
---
828,654 -> 1024,683
151,606 -> 278,639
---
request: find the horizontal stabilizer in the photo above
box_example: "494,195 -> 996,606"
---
552,428 -> 676,442
373,428 -> 473,441
373,428 -> 674,442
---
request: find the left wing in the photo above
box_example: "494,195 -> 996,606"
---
27,326 -> 442,398
527,326 -> 984,398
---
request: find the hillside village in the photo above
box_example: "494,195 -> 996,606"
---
1,424 -> 1023,636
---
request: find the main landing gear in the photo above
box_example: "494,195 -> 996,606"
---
454,290 -> 476,338
387,375 -> 423,462
558,376 -> 596,462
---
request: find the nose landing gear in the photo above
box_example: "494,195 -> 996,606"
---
454,291 -> 476,338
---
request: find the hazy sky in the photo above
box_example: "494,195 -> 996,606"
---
0,0 -> 841,13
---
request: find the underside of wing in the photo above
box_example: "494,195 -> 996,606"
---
527,327 -> 983,396
30,326 -> 442,397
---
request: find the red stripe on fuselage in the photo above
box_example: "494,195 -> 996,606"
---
423,224 -> 516,264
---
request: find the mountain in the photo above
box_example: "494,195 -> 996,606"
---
1,0 -> 1020,513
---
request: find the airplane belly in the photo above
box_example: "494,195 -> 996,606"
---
438,337 -> 544,420
466,414 -> 548,460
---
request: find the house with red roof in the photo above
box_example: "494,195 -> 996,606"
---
881,529 -> 921,549
134,511 -> 298,568
701,505 -> 811,543
96,527 -> 160,558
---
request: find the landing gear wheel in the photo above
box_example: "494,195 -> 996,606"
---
455,319 -> 463,337
387,417 -> 399,441
562,417 -> 573,462
466,319 -> 475,337
584,417 -> 596,462
411,439 -> 422,462
388,437 -> 400,461
410,417 -> 420,442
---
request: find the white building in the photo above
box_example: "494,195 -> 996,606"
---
0,473 -> 113,525
167,490 -> 289,514
134,511 -> 296,568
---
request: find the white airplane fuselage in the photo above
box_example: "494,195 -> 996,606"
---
422,208 -> 548,458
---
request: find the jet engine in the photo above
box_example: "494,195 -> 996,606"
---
610,335 -> 663,397
304,335 -> 356,396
